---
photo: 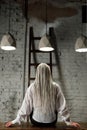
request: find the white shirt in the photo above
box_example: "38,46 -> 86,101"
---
12,82 -> 72,125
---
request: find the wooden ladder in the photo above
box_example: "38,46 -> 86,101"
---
28,26 -> 54,85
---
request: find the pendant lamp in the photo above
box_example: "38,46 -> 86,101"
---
39,34 -> 54,51
75,4 -> 87,52
75,35 -> 87,52
0,0 -> 16,51
0,33 -> 16,51
39,0 -> 54,52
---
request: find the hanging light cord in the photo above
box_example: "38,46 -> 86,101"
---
45,0 -> 47,35
8,0 -> 11,33
23,0 -> 28,98
81,0 -> 87,37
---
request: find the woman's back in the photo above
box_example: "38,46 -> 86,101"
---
29,82 -> 58,123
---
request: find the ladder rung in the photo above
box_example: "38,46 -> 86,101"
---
29,78 -> 35,80
33,37 -> 41,40
30,63 -> 56,66
30,63 -> 39,66
30,50 -> 52,53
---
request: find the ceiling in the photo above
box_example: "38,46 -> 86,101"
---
17,0 -> 86,22
1,0 -> 86,22
16,0 -> 86,4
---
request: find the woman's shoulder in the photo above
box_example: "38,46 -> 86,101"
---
52,82 -> 61,90
53,81 -> 59,86
27,82 -> 35,92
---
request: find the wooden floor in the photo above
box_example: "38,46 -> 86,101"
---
0,122 -> 87,130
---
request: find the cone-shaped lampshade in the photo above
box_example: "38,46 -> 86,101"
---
75,36 -> 87,52
0,33 -> 16,51
39,35 -> 54,51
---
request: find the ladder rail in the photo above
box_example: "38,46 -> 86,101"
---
28,26 -> 54,85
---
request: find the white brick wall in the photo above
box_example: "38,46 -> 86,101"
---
0,0 -> 87,123
0,0 -> 26,122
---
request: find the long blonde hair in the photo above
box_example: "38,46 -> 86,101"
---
34,63 -> 56,113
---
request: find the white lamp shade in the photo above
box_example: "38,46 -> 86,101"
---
0,33 -> 16,51
39,35 -> 54,51
75,36 -> 87,52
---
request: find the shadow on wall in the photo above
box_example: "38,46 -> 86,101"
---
49,27 -> 66,87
